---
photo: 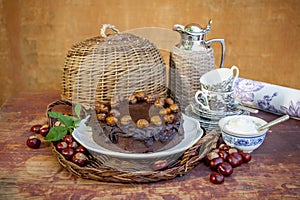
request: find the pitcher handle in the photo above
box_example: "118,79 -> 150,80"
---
205,38 -> 225,68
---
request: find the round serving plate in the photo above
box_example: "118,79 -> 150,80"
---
72,114 -> 203,172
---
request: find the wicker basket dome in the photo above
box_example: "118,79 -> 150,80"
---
61,24 -> 167,109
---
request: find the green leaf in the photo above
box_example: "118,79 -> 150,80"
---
48,111 -> 74,127
45,126 -> 68,141
74,104 -> 81,118
46,106 -> 82,141
48,111 -> 62,119
73,117 -> 81,125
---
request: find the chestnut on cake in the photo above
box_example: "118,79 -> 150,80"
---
88,91 -> 185,153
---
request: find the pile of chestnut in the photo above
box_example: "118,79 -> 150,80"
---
203,143 -> 251,184
27,124 -> 89,167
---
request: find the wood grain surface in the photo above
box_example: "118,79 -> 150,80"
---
0,90 -> 299,200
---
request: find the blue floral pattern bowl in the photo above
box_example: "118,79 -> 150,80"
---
219,115 -> 268,152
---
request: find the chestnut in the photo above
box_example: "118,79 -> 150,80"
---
62,134 -> 74,144
203,151 -> 219,166
164,114 -> 175,123
39,125 -> 50,137
217,162 -> 233,176
61,147 -> 75,160
129,94 -> 137,104
239,151 -> 252,163
136,119 -> 149,128
95,102 -> 109,113
150,115 -> 162,126
120,115 -> 132,125
146,95 -> 157,104
227,152 -> 243,167
68,141 -> 79,149
209,157 -> 224,170
228,147 -> 238,154
54,121 -> 62,127
219,144 -> 230,152
159,108 -> 171,115
154,98 -> 165,107
75,145 -> 87,154
209,172 -> 224,184
169,104 -> 179,113
96,113 -> 107,121
72,152 -> 87,166
30,124 -> 42,133
152,160 -> 169,171
26,135 -> 41,149
165,98 -> 174,105
218,150 -> 229,161
106,116 -> 118,126
135,91 -> 146,101
56,141 -> 68,152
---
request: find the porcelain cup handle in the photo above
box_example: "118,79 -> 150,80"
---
230,65 -> 239,85
195,90 -> 210,111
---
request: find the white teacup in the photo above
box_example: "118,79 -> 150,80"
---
200,66 -> 239,92
194,89 -> 235,112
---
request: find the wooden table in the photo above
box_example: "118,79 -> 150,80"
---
0,90 -> 299,199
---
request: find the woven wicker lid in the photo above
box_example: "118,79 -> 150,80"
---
61,24 -> 167,109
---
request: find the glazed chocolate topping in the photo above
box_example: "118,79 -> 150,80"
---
89,92 -> 184,153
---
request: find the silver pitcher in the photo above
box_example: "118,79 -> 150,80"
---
173,19 -> 225,68
169,20 -> 226,109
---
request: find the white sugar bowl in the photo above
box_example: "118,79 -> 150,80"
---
218,115 -> 268,153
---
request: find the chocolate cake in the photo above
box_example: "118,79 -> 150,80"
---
88,91 -> 184,153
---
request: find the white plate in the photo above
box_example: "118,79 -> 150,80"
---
72,114 -> 203,172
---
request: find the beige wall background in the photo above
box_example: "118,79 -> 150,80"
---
0,0 -> 299,106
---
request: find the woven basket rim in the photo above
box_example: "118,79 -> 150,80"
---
47,99 -> 220,183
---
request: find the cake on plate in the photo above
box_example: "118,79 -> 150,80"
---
88,91 -> 184,153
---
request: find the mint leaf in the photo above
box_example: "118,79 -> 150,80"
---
73,117 -> 81,125
46,104 -> 83,141
74,104 -> 81,118
48,111 -> 74,127
45,126 -> 68,141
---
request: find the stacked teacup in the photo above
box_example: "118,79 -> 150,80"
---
191,66 -> 244,131
195,66 -> 239,112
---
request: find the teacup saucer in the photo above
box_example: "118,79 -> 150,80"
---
185,105 -> 221,131
185,104 -> 250,132
190,101 -> 244,120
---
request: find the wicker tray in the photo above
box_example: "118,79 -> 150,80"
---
47,100 -> 220,183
